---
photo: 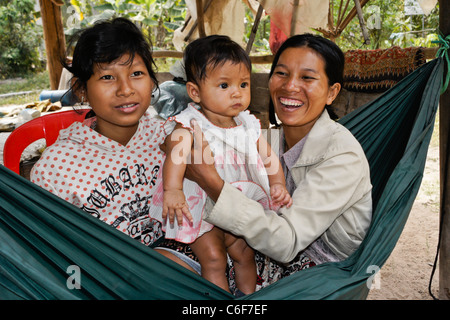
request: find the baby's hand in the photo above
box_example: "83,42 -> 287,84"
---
163,189 -> 193,226
270,183 -> 293,208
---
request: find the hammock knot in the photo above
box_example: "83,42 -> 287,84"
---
432,32 -> 450,94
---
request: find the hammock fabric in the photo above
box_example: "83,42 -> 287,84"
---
0,57 -> 443,300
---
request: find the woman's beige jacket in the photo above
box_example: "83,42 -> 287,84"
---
204,110 -> 372,263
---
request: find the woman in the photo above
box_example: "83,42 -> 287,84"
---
186,34 -> 373,288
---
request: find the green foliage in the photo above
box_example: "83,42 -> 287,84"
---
64,0 -> 187,50
64,0 -> 271,53
0,0 -> 441,82
335,0 -> 439,51
0,0 -> 44,79
244,7 -> 271,55
64,0 -> 439,54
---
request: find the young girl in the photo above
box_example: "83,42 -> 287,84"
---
149,35 -> 292,295
30,18 -> 170,252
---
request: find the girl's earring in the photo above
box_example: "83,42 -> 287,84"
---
75,92 -> 89,108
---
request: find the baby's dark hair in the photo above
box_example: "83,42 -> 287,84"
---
63,17 -> 158,94
183,35 -> 251,85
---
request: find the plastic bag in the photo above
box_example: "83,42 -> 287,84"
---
151,80 -> 192,120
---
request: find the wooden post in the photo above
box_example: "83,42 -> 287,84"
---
196,0 -> 206,38
246,4 -> 264,54
183,0 -> 213,42
290,0 -> 299,36
439,0 -> 450,301
353,0 -> 370,45
39,0 -> 65,90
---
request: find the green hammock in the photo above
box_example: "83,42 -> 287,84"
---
0,57 -> 443,300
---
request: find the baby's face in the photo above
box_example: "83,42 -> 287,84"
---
194,61 -> 251,127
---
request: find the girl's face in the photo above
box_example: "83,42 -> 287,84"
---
85,53 -> 154,143
187,61 -> 251,127
269,46 -> 340,133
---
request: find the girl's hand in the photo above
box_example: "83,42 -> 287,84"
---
163,189 -> 193,226
270,183 -> 293,208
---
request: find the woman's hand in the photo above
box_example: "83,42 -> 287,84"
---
185,119 -> 224,202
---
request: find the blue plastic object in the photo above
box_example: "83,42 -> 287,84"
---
39,89 -> 77,106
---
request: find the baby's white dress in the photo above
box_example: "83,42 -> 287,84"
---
149,103 -> 271,243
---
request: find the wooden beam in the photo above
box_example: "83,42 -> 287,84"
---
246,4 -> 264,54
39,0 -> 65,90
196,0 -> 206,38
153,48 -> 437,63
152,50 -> 274,64
439,0 -> 450,301
316,0 -> 370,40
424,47 -> 439,60
335,0 -> 370,36
184,0 -> 213,42
336,0 -> 348,27
353,0 -> 370,44
290,0 -> 300,36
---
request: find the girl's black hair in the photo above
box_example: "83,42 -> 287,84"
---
268,33 -> 345,125
183,35 -> 251,84
62,17 -> 158,114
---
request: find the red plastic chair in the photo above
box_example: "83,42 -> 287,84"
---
3,109 -> 90,175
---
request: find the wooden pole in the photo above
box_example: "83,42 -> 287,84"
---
315,0 -> 370,41
290,0 -> 299,37
184,0 -> 213,42
353,0 -> 370,45
439,0 -> 450,301
39,0 -> 65,90
338,0 -> 370,32
196,0 -> 206,38
246,4 -> 264,54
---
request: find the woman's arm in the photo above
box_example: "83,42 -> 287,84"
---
186,120 -> 369,263
204,150 -> 368,263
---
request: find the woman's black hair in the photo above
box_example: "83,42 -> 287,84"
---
183,35 -> 251,84
62,17 -> 158,116
268,33 -> 345,125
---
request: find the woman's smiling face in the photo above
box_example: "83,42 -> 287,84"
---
269,46 -> 340,131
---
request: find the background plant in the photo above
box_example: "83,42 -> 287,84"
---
335,0 -> 439,51
65,0 -> 187,50
0,0 -> 44,79
0,0 -> 440,82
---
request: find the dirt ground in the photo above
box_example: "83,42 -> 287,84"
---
367,137 -> 440,300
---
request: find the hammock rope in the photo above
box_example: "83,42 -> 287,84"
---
433,31 -> 450,93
